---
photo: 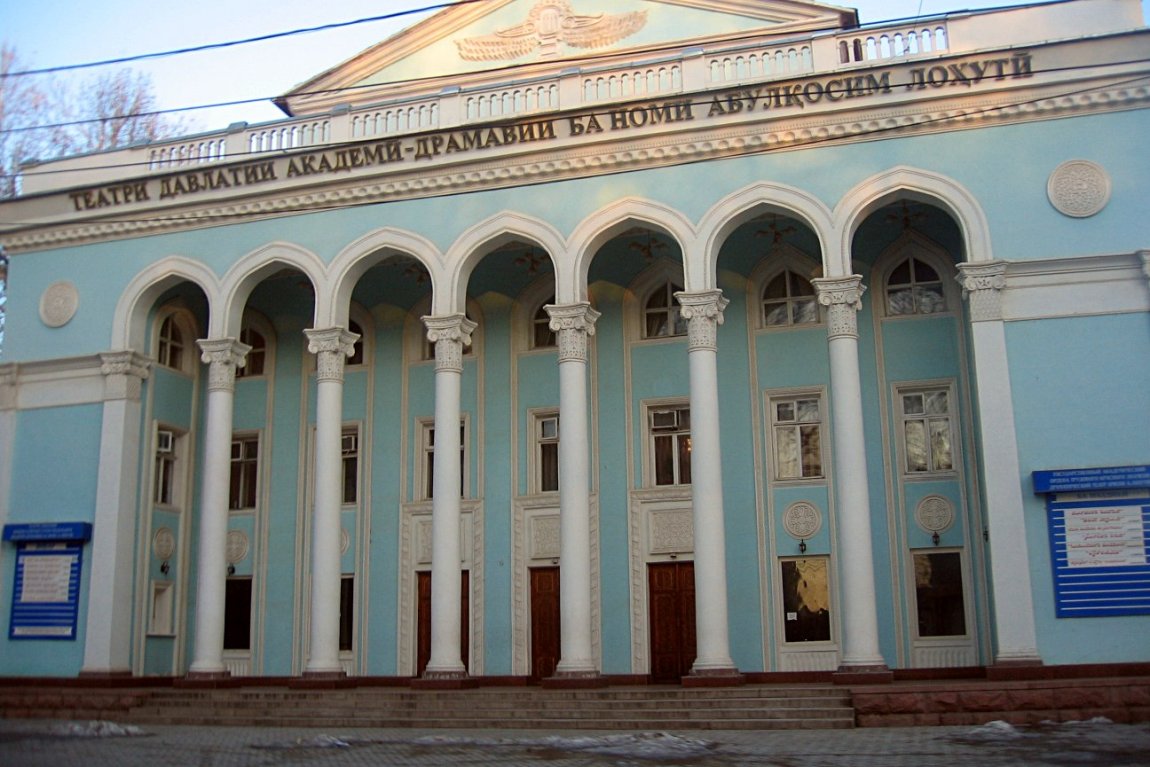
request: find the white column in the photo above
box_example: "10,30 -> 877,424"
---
303,327 -> 359,677
676,289 -> 739,679
957,261 -> 1041,666
188,338 -> 249,677
545,302 -> 601,680
81,352 -> 151,675
421,314 -> 476,679
813,276 -> 887,671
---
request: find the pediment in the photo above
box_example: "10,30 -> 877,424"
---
278,0 -> 856,115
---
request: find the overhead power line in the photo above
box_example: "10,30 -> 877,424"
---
0,0 -> 488,78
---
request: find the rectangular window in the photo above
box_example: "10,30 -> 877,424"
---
341,430 -> 359,505
339,575 -> 354,652
899,387 -> 954,474
154,429 -> 176,505
223,577 -> 252,650
536,413 -> 559,493
770,394 -> 823,480
649,405 -> 691,486
420,420 -> 467,500
913,551 -> 967,637
229,436 -> 259,510
780,557 -> 831,643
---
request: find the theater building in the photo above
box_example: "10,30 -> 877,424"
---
0,0 -> 1147,684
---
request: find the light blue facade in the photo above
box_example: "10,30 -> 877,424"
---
1,0 -> 1147,681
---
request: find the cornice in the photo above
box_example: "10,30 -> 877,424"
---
4,54 -> 1148,253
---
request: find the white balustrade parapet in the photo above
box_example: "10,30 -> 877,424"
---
16,14 -> 972,195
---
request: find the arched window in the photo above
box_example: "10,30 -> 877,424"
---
236,327 -> 265,378
762,269 -> 818,327
643,281 -> 686,338
886,256 -> 945,316
157,316 -> 185,370
532,297 -> 556,349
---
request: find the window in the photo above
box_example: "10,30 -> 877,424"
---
649,406 -> 691,486
157,315 -> 185,370
535,413 -> 559,493
913,551 -> 967,637
886,256 -> 945,316
780,557 -> 831,643
899,388 -> 953,474
763,270 -> 818,327
420,420 -> 467,500
643,281 -> 687,339
770,395 -> 823,480
223,577 -> 252,651
532,298 -> 556,349
229,436 -> 259,510
341,430 -> 359,505
339,575 -> 355,652
154,429 -> 177,505
236,326 -> 265,378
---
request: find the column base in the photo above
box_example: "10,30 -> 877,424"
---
542,670 -> 608,689
78,669 -> 133,679
411,670 -> 478,689
682,667 -> 745,687
832,664 -> 893,685
291,670 -> 355,689
986,657 -> 1044,681
178,669 -> 237,688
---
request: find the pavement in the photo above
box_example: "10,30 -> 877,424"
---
2,717 -> 1150,766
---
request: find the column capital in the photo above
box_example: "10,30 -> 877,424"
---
197,338 -> 251,392
305,327 -> 360,383
812,275 -> 866,339
100,350 -> 152,401
546,302 -> 601,362
423,314 -> 477,373
674,289 -> 728,351
956,260 -> 1007,322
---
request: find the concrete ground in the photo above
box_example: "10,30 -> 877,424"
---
2,717 -> 1150,766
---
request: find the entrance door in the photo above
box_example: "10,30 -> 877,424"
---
529,566 -> 561,681
416,570 -> 470,676
648,561 -> 695,683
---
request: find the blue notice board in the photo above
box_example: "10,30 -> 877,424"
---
4,523 -> 91,640
1033,466 -> 1150,618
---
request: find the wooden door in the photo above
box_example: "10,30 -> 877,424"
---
648,561 -> 696,683
416,570 -> 470,676
529,566 -> 561,681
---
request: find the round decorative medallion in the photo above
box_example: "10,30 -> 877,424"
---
340,527 -> 350,556
914,495 -> 955,533
225,530 -> 250,565
152,527 -> 175,561
1047,160 -> 1110,218
39,281 -> 79,327
783,501 -> 822,540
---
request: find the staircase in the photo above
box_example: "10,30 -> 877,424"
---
2,684 -> 855,730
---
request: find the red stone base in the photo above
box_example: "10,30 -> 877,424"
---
410,674 -> 480,690
290,671 -> 355,689
833,665 -> 894,685
682,669 -> 745,687
542,672 -> 608,689
177,671 -> 239,689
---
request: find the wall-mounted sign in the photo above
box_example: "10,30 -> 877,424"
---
1033,467 -> 1150,618
3,523 -> 92,640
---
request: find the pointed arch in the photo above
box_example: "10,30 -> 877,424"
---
833,167 -> 993,277
442,212 -> 566,315
698,181 -> 835,290
216,242 -> 327,338
568,198 -> 698,302
112,256 -> 220,351
326,228 -> 444,328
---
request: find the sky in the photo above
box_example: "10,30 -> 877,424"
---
3,0 -> 1149,134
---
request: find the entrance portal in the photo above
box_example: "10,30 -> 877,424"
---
529,566 -> 561,681
647,561 -> 695,682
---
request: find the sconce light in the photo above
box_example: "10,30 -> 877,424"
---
227,564 -> 236,576
798,539 -> 807,554
159,561 -> 170,575
551,558 -> 559,565
932,531 -> 941,546
669,552 -> 678,560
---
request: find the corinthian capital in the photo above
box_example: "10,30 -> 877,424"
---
546,302 -> 600,362
956,261 -> 1007,322
305,327 -> 360,382
100,350 -> 152,401
812,275 -> 866,339
197,338 -> 251,392
674,289 -> 728,351
423,314 -> 477,372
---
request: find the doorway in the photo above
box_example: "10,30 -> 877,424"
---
647,561 -> 695,683
529,566 -> 561,681
416,570 -> 470,676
